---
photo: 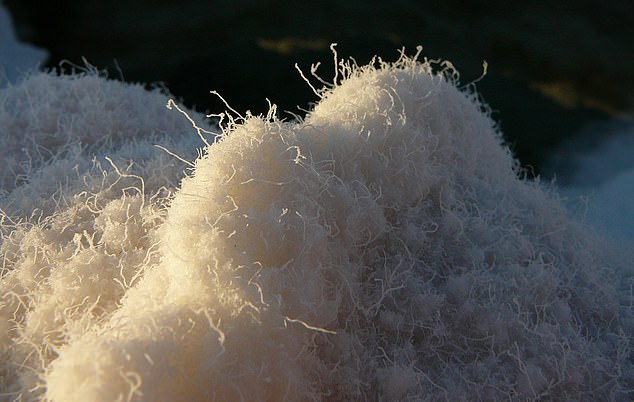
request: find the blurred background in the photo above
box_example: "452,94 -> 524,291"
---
2,0 -> 634,238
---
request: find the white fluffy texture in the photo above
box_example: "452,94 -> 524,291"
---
0,70 -> 206,216
0,72 -> 208,400
0,2 -> 47,85
1,54 -> 632,401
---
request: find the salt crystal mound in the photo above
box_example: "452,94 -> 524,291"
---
0,70 -> 204,216
3,52 -> 633,401
0,71 -> 208,399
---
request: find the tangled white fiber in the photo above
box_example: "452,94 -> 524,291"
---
1,48 -> 633,401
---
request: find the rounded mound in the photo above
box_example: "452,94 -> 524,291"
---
2,51 -> 632,401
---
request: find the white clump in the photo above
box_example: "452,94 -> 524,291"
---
0,69 -> 207,216
2,50 -> 633,401
0,70 -> 210,400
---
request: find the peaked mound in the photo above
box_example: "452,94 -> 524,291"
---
2,50 -> 632,401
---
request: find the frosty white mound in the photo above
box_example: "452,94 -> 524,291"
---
0,70 -> 208,399
0,69 -> 205,216
3,52 -> 633,401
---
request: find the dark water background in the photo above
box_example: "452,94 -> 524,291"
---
4,0 -> 634,176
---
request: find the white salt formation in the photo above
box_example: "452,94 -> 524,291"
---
0,70 -> 207,399
1,50 -> 632,401
0,69 -> 205,216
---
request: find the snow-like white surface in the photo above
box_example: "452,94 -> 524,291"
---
0,51 -> 631,401
0,2 -> 47,85
0,70 -> 206,216
0,9 -> 632,401
0,70 -> 211,401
